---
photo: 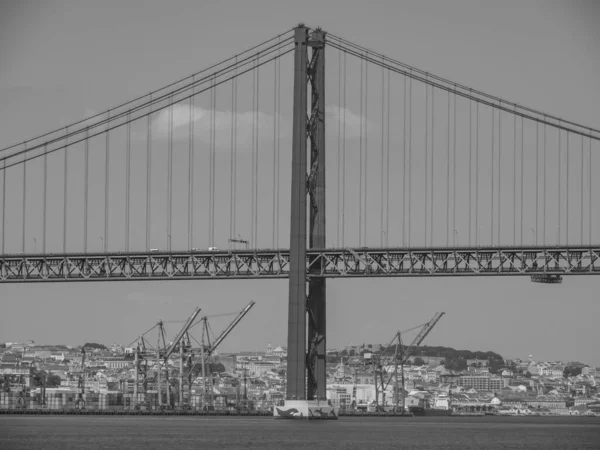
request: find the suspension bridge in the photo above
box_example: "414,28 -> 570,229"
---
1,25 -> 599,406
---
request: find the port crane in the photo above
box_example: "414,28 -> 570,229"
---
131,306 -> 201,408
74,347 -> 86,409
374,312 -> 445,411
189,301 -> 256,409
131,301 -> 255,409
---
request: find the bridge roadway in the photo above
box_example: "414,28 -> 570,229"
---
0,246 -> 598,282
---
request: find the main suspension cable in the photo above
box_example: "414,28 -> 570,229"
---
0,43 -> 294,169
327,33 -> 600,135
0,29 -> 295,152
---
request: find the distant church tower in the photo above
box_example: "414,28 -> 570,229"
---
266,343 -> 273,356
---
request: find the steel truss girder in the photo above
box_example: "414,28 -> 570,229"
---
0,246 -> 598,282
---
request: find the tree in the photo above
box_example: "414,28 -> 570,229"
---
524,371 -> 532,379
46,374 -> 62,387
489,359 -> 504,374
413,357 -> 426,366
83,343 -> 106,350
563,366 -> 582,378
445,357 -> 467,372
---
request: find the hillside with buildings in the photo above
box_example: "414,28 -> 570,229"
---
1,340 -> 598,415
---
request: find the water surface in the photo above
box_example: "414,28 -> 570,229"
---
1,415 -> 599,449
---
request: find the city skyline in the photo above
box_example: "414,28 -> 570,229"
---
1,0 -> 599,366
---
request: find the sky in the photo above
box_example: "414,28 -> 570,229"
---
0,0 -> 599,366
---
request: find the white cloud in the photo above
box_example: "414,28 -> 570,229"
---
151,104 -> 283,149
325,105 -> 375,139
148,104 -> 373,147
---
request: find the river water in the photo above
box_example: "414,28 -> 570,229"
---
1,415 -> 599,449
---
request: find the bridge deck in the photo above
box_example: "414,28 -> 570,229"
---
0,246 -> 598,282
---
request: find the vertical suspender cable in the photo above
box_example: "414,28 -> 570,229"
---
469,101 -> 472,246
1,158 -> 5,253
125,113 -> 131,251
168,95 -> 173,251
64,126 -> 69,252
42,143 -> 47,253
498,103 -> 501,245
359,57 -> 363,247
233,59 -> 238,244
342,51 -> 347,248
381,60 -> 385,247
535,121 -> 539,245
589,137 -> 592,245
364,54 -> 369,246
430,85 -> 434,246
491,106 -> 495,246
105,113 -> 110,251
189,79 -> 195,250
402,75 -> 406,246
566,132 -> 569,245
230,68 -> 236,245
386,69 -> 390,247
146,94 -> 152,252
230,72 -> 236,246
520,116 -> 524,247
251,64 -> 256,248
475,103 -> 479,247
408,72 -> 412,247
273,52 -> 279,248
513,107 -> 516,245
209,80 -> 214,247
580,136 -> 584,243
84,127 -> 89,252
338,50 -> 342,247
276,50 -> 281,247
446,91 -> 450,246
424,79 -> 428,246
453,90 -> 457,245
543,121 -> 547,246
558,124 -> 561,245
254,61 -> 260,247
212,78 -> 218,247
22,142 -> 26,252
210,78 -> 217,245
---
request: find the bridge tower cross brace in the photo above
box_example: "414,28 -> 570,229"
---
286,25 -> 327,401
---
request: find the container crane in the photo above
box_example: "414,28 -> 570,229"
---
375,312 -> 445,411
160,306 -> 202,407
187,301 -> 256,409
76,347 -> 86,409
131,302 -> 255,410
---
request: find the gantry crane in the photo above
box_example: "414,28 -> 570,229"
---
131,307 -> 201,409
131,301 -> 255,410
374,312 -> 445,411
190,301 -> 256,409
75,347 -> 86,408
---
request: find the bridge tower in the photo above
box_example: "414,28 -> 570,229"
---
276,25 -> 334,419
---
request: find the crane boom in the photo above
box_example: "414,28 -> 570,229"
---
209,301 -> 255,355
401,312 -> 445,364
163,306 -> 202,360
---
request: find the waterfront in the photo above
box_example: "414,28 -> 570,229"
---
1,416 -> 599,449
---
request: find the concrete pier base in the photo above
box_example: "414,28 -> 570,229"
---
273,399 -> 338,420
